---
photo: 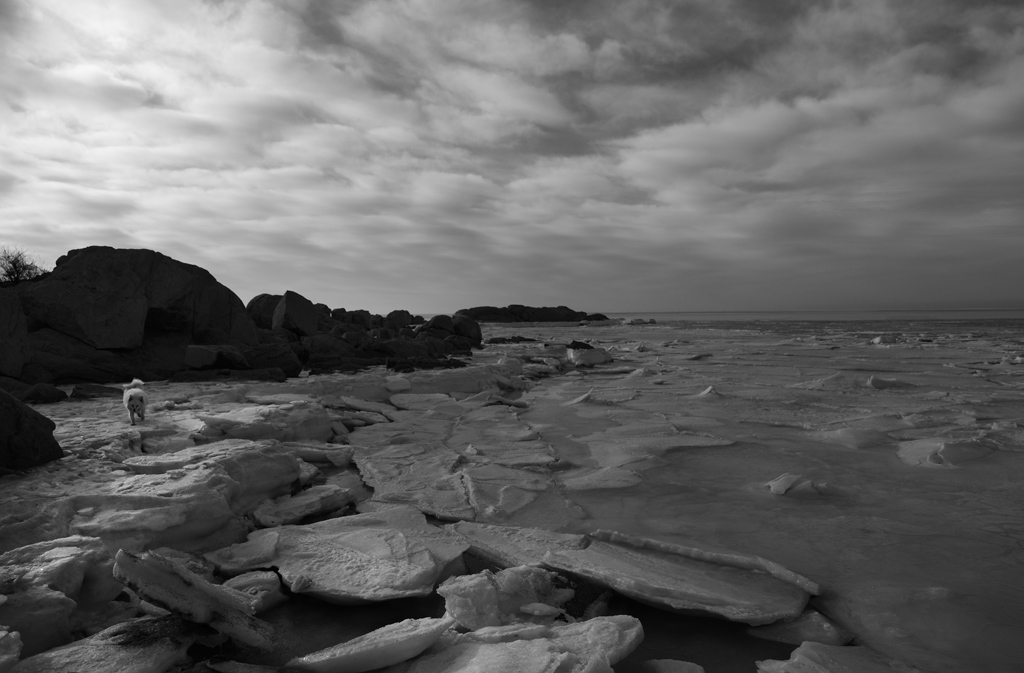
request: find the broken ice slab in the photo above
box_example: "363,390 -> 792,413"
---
0,535 -> 124,656
896,437 -> 994,467
381,615 -> 643,673
437,566 -> 574,630
756,640 -> 913,672
287,615 -> 456,673
450,523 -> 816,626
194,401 -> 337,443
0,628 -> 21,670
543,540 -> 811,626
8,616 -> 196,673
354,445 -> 476,521
113,549 -> 274,649
747,609 -> 852,646
449,521 -> 589,568
278,442 -> 354,467
223,571 -> 288,614
205,506 -> 468,604
69,439 -> 301,552
251,484 -> 354,527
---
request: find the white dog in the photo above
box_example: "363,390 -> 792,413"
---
122,378 -> 148,426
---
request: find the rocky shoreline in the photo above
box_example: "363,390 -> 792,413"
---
3,251 -> 1024,672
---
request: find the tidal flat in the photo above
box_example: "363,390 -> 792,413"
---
2,318 -> 1023,672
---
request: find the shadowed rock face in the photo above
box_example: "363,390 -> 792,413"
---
0,288 -> 29,378
10,247 -> 259,383
0,388 -> 63,470
15,247 -> 258,351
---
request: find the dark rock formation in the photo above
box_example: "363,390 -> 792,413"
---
16,246 -> 257,350
452,314 -> 483,348
18,383 -> 68,404
242,343 -> 303,378
11,247 -> 259,384
272,290 -> 320,338
455,305 -> 608,323
246,293 -> 283,330
69,384 -> 124,399
0,388 -> 63,471
0,288 -> 29,378
184,345 -> 250,371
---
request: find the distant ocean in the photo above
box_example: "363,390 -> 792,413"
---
602,309 -> 1024,322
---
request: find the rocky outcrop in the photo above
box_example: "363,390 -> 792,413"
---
456,304 -> 608,323
246,293 -> 283,330
11,247 -> 259,384
0,288 -> 29,378
0,388 -> 64,471
273,290 -> 320,338
16,247 -> 257,350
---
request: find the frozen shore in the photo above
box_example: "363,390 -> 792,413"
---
2,318 -> 1023,672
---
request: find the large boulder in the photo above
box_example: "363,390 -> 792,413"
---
272,290 -> 320,338
0,288 -> 29,378
242,343 -> 303,378
15,247 -> 258,350
452,313 -> 483,348
246,293 -> 282,330
385,309 -> 413,330
0,388 -> 63,471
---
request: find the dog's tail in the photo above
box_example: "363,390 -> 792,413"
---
124,378 -> 146,390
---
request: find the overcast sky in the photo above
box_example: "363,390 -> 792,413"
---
2,0 -> 1022,314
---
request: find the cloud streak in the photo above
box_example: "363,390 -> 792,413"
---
1,0 -> 1022,313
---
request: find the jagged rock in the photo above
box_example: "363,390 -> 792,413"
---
287,615 -> 455,673
204,506 -> 468,604
8,616 -> 196,673
0,288 -> 28,378
14,246 -> 257,351
246,294 -> 283,330
379,615 -> 642,673
0,388 -> 63,471
273,291 -> 320,338
113,549 -> 274,649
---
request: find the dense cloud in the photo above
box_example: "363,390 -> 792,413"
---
1,0 -> 1022,312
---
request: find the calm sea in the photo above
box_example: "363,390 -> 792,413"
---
602,309 -> 1024,323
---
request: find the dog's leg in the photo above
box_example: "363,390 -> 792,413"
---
129,409 -> 136,426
